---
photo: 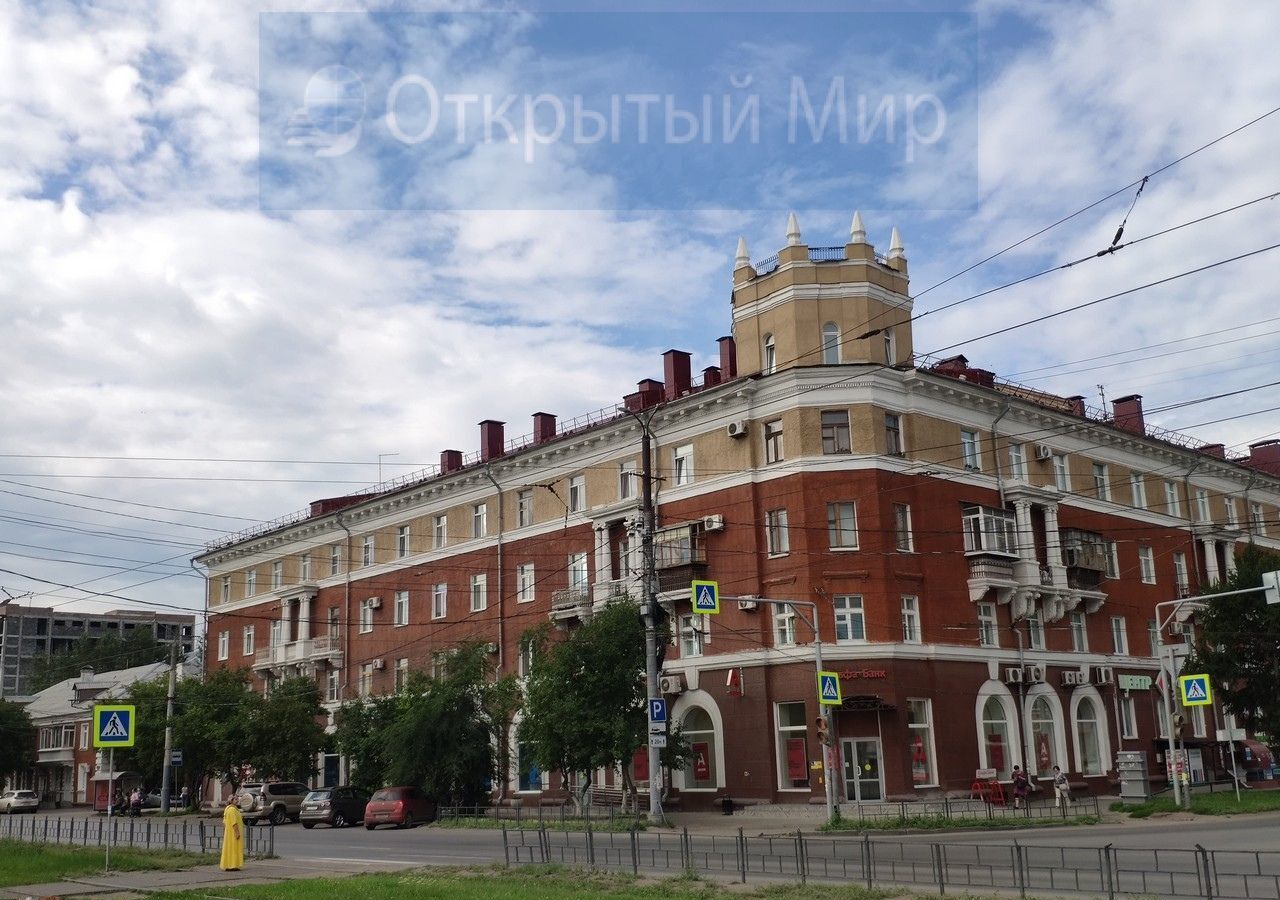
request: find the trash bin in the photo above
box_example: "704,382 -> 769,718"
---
721,797 -> 734,816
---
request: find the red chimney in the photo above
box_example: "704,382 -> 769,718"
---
717,336 -> 737,379
1066,396 -> 1086,417
663,349 -> 692,401
1112,394 -> 1145,435
1247,440 -> 1280,476
479,420 -> 505,461
1200,443 -> 1225,459
702,366 -> 722,388
624,379 -> 665,412
532,412 -> 557,444
440,449 -> 463,473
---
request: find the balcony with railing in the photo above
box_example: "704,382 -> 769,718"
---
253,634 -> 343,670
550,587 -> 592,624
653,524 -> 708,594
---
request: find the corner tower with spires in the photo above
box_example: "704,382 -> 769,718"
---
730,212 -> 913,377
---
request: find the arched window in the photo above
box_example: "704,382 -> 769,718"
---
762,334 -> 776,375
981,695 -> 1012,779
1030,696 -> 1059,775
821,323 -> 840,365
1076,697 -> 1102,775
681,707 -> 717,790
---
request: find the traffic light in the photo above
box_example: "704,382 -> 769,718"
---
1173,713 -> 1186,732
815,716 -> 833,746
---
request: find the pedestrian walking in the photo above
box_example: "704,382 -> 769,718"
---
129,788 -> 142,818
1052,765 -> 1071,809
1012,765 -> 1030,809
220,799 -> 245,872
180,785 -> 190,810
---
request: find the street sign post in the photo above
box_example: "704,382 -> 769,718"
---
170,749 -> 183,767
649,734 -> 668,749
93,704 -> 135,873
691,580 -> 720,614
817,671 -> 842,706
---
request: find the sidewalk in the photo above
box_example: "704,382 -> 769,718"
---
0,856 -> 419,899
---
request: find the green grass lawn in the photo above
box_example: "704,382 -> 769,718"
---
1112,789 -> 1280,818
435,816 -> 647,833
145,865 -> 901,899
819,813 -> 1100,832
0,839 -> 202,888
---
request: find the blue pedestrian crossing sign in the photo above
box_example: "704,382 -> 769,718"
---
817,671 -> 843,707
691,580 -> 720,614
93,704 -> 136,749
649,698 -> 667,723
1179,674 -> 1213,707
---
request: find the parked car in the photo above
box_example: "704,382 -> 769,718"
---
235,782 -> 309,825
363,786 -> 436,829
300,786 -> 369,829
0,790 -> 39,814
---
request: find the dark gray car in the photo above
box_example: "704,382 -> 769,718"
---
300,786 -> 370,828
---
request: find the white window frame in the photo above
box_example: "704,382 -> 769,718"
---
217,630 -> 229,661
245,570 -> 257,596
1119,695 -> 1138,739
1195,489 -> 1211,523
821,322 -> 840,364
517,489 -> 533,527
960,430 -> 981,470
1027,608 -> 1045,650
472,503 -> 487,538
765,508 -> 790,557
327,669 -> 340,702
773,607 -> 797,647
673,444 -> 694,486
568,475 -> 586,513
1190,702 -> 1207,738
1131,473 -> 1147,509
978,601 -> 998,647
432,583 -> 447,620
827,501 -> 858,550
361,535 -> 374,567
359,598 -> 375,634
1138,546 -> 1156,584
220,576 -> 230,603
299,554 -> 311,582
433,514 -> 447,549
396,525 -> 410,558
394,589 -> 410,627
242,625 -> 255,656
470,573 -> 488,612
329,544 -> 341,576
884,327 -> 897,365
358,663 -> 373,698
678,613 -> 708,657
1070,611 -> 1088,652
762,333 -> 776,374
271,560 -> 283,589
885,413 -> 903,456
763,419 -> 784,464
618,461 -> 637,500
907,698 -> 939,788
1174,552 -> 1189,592
1225,496 -> 1239,527
395,658 -> 409,693
901,595 -> 921,644
1165,480 -> 1181,517
894,503 -> 914,552
1105,541 -> 1120,579
568,552 -> 589,590
1092,463 -> 1110,501
821,410 -> 851,454
516,563 -> 535,603
1052,453 -> 1070,491
1008,443 -> 1027,480
1251,501 -> 1265,532
1111,616 -> 1129,655
833,595 -> 866,644
775,701 -> 807,790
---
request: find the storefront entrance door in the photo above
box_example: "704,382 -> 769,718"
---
841,738 -> 883,802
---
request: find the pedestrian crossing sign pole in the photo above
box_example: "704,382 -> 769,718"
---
1178,674 -> 1213,707
691,580 -> 720,614
93,704 -> 134,873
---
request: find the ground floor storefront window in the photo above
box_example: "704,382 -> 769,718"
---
776,702 -> 809,789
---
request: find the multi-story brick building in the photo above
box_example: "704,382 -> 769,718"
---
0,604 -> 195,701
196,217 -> 1280,806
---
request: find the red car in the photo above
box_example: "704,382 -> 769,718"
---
363,786 -> 436,830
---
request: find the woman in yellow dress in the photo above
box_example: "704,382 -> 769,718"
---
220,798 -> 245,871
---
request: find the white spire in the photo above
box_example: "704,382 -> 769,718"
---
888,226 -> 905,259
734,236 -> 750,268
786,211 -> 802,246
849,210 -> 866,244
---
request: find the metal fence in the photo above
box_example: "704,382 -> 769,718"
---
440,804 -> 642,828
502,825 -> 1280,899
0,814 -> 275,858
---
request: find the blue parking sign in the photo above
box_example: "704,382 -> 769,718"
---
649,698 -> 667,723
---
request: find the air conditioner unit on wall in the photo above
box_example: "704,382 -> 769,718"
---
726,420 -> 749,438
1094,666 -> 1114,685
1025,664 -> 1046,683
659,674 -> 686,694
367,596 -> 381,609
1035,444 -> 1053,460
1062,671 -> 1081,686
1004,666 -> 1024,684
703,514 -> 726,532
737,599 -> 759,612
372,658 -> 385,670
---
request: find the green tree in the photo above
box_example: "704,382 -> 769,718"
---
333,691 -> 401,793
29,630 -> 169,693
116,676 -> 169,788
246,676 -> 326,782
0,700 -> 36,781
1192,543 -> 1280,738
519,601 -> 688,812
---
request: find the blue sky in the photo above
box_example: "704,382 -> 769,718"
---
1,0 -> 1278,619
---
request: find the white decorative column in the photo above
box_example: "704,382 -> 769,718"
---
1043,503 -> 1067,587
280,599 -> 292,646
1201,538 -> 1220,585
594,523 -> 614,585
298,595 -> 312,643
1224,541 -> 1238,578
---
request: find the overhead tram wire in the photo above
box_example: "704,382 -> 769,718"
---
909,103 -> 1280,301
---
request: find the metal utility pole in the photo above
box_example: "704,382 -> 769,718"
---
637,411 -> 665,825
159,639 -> 178,813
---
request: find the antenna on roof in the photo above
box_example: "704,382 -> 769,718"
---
1097,384 -> 1108,417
